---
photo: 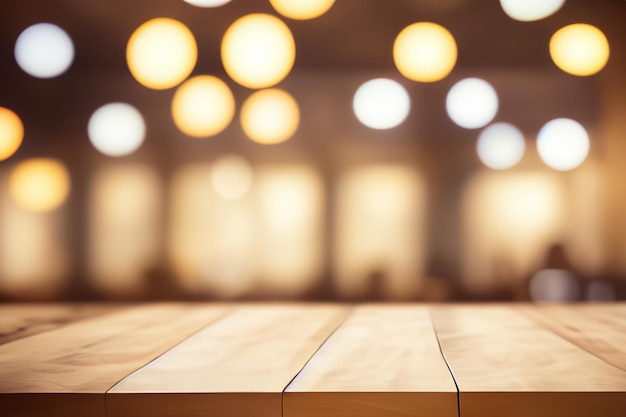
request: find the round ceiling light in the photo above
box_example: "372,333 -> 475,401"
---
393,22 -> 457,83
127,18 -> 197,89
221,14 -> 296,89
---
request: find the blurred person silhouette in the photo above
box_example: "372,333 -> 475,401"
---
523,243 -> 582,302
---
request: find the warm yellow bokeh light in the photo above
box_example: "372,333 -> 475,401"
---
210,155 -> 254,200
88,165 -> 162,296
550,23 -> 610,76
0,107 -> 24,161
393,22 -> 457,83
462,171 -> 566,292
240,88 -> 299,144
334,166 -> 426,299
221,13 -> 295,89
127,18 -> 197,89
269,0 -> 335,20
9,158 -> 71,212
171,75 -> 235,137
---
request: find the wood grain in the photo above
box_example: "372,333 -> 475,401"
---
0,303 -> 117,345
431,305 -> 626,417
522,303 -> 626,371
2,303 -> 625,417
284,305 -> 458,417
108,304 -> 348,417
0,303 -> 229,417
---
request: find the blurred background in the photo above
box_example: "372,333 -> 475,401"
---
0,0 -> 624,303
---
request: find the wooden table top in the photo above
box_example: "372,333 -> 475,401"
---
0,303 -> 624,417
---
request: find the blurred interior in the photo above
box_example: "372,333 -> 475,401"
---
0,0 -> 625,303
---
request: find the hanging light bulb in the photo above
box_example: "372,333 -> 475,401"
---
393,22 -> 457,83
269,0 -> 335,20
550,23 -> 610,76
127,18 -> 197,89
221,14 -> 295,89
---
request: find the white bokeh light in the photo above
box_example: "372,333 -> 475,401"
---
88,103 -> 146,157
446,78 -> 498,129
184,0 -> 231,7
476,123 -> 525,170
14,23 -> 74,78
499,0 -> 566,22
537,118 -> 589,171
353,78 -> 411,130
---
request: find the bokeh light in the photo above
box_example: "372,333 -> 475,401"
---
499,0 -> 565,22
255,165 -> 324,295
210,155 -> 254,200
171,75 -> 235,138
241,88 -> 299,144
88,103 -> 146,157
14,23 -> 74,78
0,107 -> 24,161
269,0 -> 335,20
529,269 -> 580,302
184,0 -> 231,7
476,123 -> 525,170
88,164 -> 162,296
221,13 -> 295,89
446,78 -> 498,129
537,118 -> 589,171
334,166 -> 426,299
9,158 -> 71,212
393,22 -> 457,83
127,18 -> 197,89
462,172 -> 566,292
353,78 -> 410,130
550,23 -> 610,76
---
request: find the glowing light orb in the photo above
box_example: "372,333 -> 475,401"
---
537,118 -> 589,171
210,155 -> 254,200
127,18 -> 197,89
221,14 -> 295,89
88,103 -> 146,157
171,76 -> 235,138
499,0 -> 565,22
184,0 -> 231,7
477,123 -> 525,170
550,24 -> 610,76
393,22 -> 457,83
14,23 -> 74,78
446,78 -> 498,129
9,158 -> 71,212
241,88 -> 299,145
353,78 -> 410,130
0,107 -> 24,161
269,0 -> 335,20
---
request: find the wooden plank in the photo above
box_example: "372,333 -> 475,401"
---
284,305 -> 458,417
431,305 -> 626,417
0,303 -> 229,417
107,304 -> 348,417
522,303 -> 626,371
0,303 -> 119,345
